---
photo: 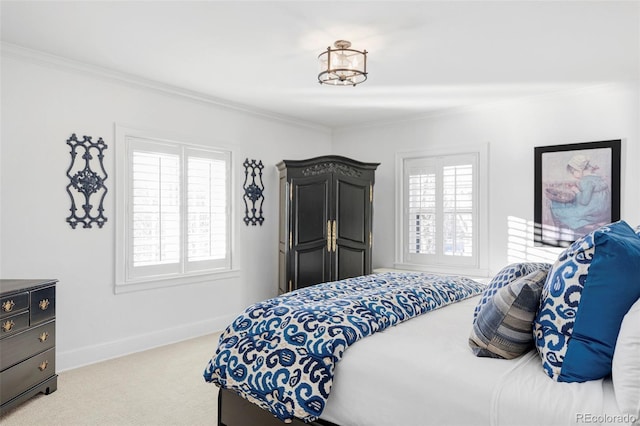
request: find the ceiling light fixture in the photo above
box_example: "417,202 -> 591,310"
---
318,40 -> 368,87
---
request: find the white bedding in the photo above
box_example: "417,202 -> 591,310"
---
321,296 -> 630,426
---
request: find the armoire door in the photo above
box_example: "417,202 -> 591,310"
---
333,175 -> 372,280
277,155 -> 379,293
289,175 -> 332,289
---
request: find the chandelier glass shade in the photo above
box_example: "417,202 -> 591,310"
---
318,40 -> 368,86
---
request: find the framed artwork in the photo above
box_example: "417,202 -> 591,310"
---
534,140 -> 621,247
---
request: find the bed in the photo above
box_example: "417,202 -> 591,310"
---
204,220 -> 640,426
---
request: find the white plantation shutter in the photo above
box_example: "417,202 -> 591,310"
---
442,163 -> 473,257
186,150 -> 229,270
132,150 -> 180,267
124,137 -> 231,283
403,153 -> 477,267
407,165 -> 436,255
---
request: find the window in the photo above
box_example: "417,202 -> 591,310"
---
116,127 -> 234,292
396,145 -> 488,274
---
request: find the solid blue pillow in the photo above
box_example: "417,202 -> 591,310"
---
533,220 -> 640,382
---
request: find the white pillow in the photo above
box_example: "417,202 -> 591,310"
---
612,297 -> 640,418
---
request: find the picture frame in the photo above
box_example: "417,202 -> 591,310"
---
534,140 -> 621,247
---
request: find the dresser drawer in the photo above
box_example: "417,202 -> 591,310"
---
30,286 -> 55,325
0,311 -> 29,338
0,347 -> 55,404
0,320 -> 55,371
0,292 -> 28,319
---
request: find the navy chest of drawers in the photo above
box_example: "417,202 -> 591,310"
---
0,279 -> 58,414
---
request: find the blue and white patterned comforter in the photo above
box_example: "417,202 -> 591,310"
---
203,272 -> 486,423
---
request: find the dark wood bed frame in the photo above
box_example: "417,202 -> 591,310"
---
218,388 -> 339,426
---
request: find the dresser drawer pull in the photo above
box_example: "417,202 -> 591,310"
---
2,319 -> 15,333
39,299 -> 50,310
38,360 -> 49,371
2,300 -> 15,312
39,331 -> 49,342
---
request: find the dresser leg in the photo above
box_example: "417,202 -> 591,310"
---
0,375 -> 58,415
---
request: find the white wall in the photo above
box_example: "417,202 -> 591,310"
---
332,82 -> 640,275
2,49 -> 638,371
0,53 -> 331,370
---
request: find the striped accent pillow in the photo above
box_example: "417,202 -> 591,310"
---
469,269 -> 549,360
473,262 -> 551,323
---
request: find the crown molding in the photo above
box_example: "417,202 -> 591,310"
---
1,42 -> 330,134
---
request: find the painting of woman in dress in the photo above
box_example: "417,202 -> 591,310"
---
535,140 -> 620,247
540,147 -> 614,243
549,153 -> 611,232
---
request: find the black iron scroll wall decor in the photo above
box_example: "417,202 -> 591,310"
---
242,158 -> 265,226
65,133 -> 108,229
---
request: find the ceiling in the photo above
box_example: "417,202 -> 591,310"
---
1,1 -> 639,129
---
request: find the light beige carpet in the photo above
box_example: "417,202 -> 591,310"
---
0,332 -> 221,426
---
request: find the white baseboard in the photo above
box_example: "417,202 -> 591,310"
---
56,314 -> 236,372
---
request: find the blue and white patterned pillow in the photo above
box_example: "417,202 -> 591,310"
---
533,220 -> 640,382
473,262 -> 552,323
636,224 -> 640,237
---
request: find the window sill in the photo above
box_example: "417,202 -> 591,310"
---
114,269 -> 240,294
